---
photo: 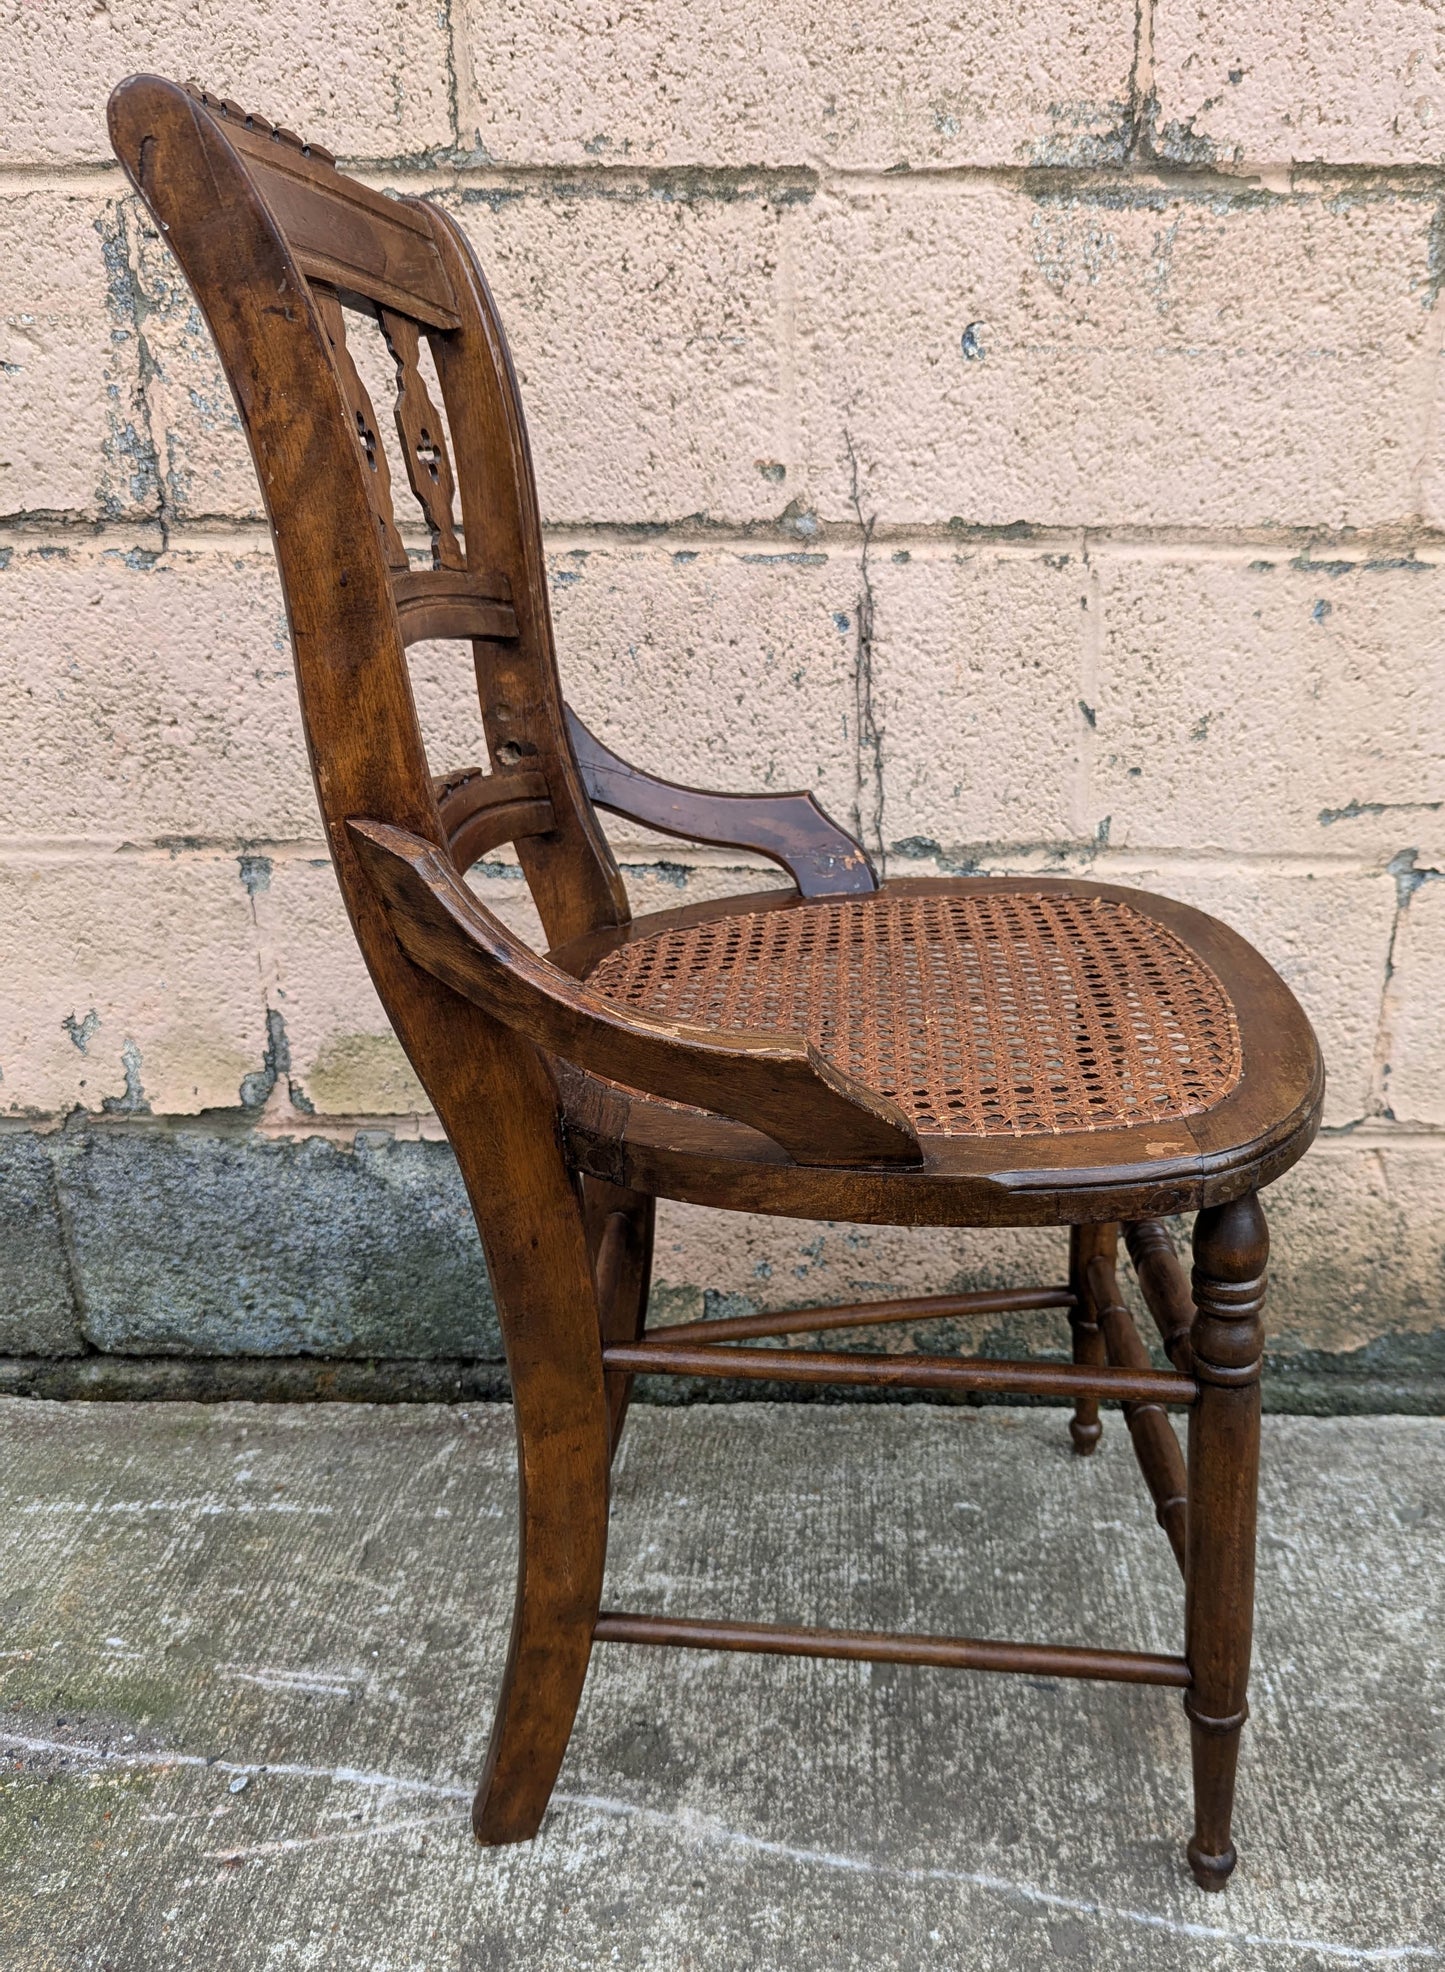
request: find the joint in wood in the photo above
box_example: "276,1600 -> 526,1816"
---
1183,1695 -> 1250,1736
1191,1354 -> 1263,1389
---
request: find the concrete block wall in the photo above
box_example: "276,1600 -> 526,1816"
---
1,4 -> 1443,1404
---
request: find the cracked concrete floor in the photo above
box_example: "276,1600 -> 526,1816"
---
0,1398 -> 1441,1971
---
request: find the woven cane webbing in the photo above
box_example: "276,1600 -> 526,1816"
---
586,891 -> 1242,1137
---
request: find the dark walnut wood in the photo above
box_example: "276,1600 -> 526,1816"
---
1184,1193 -> 1268,1891
593,1613 -> 1191,1686
109,72 -> 1326,1888
565,706 -> 878,898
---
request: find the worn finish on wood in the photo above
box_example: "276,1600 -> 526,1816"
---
593,1612 -> 1192,1686
395,566 -> 518,645
431,763 -> 554,871
1088,1255 -> 1190,1573
1126,1218 -> 1197,1371
109,73 -> 1324,1888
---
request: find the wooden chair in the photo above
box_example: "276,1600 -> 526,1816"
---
109,75 -> 1324,1891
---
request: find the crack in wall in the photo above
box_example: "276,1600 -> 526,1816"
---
1074,542 -> 1103,841
844,431 -> 884,863
1126,0 -> 1156,164
99,1040 -> 150,1116
1369,849 -> 1444,1121
237,853 -> 316,1119
437,0 -> 463,153
8,516 -> 1445,555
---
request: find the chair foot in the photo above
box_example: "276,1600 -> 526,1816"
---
471,1357 -> 612,1845
1187,1838 -> 1237,1892
1068,1413 -> 1102,1456
472,1497 -> 609,1846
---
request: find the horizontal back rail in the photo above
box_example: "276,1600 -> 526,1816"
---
190,88 -> 461,329
395,568 -> 518,646
432,764 -> 556,868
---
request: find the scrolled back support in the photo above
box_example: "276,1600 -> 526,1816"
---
565,709 -> 878,900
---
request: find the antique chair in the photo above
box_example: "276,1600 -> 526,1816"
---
109,75 -> 1323,1891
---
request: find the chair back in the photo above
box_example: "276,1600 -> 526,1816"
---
109,76 -> 629,971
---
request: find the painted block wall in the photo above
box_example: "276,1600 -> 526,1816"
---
1,3 -> 1443,1400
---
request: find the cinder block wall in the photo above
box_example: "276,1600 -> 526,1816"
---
2,5 -> 1443,1404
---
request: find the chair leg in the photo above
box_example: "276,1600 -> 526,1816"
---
442,1049 -> 614,1849
1067,1224 -> 1116,1453
471,1203 -> 613,1846
1184,1192 -> 1267,1891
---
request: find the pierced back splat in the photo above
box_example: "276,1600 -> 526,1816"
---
312,284 -> 408,569
380,307 -> 463,570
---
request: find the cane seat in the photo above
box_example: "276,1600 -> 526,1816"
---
585,886 -> 1242,1140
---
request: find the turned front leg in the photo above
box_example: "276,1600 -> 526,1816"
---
1184,1192 -> 1267,1891
1067,1224 -> 1116,1454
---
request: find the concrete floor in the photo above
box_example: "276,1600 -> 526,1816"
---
0,1399 -> 1441,1971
